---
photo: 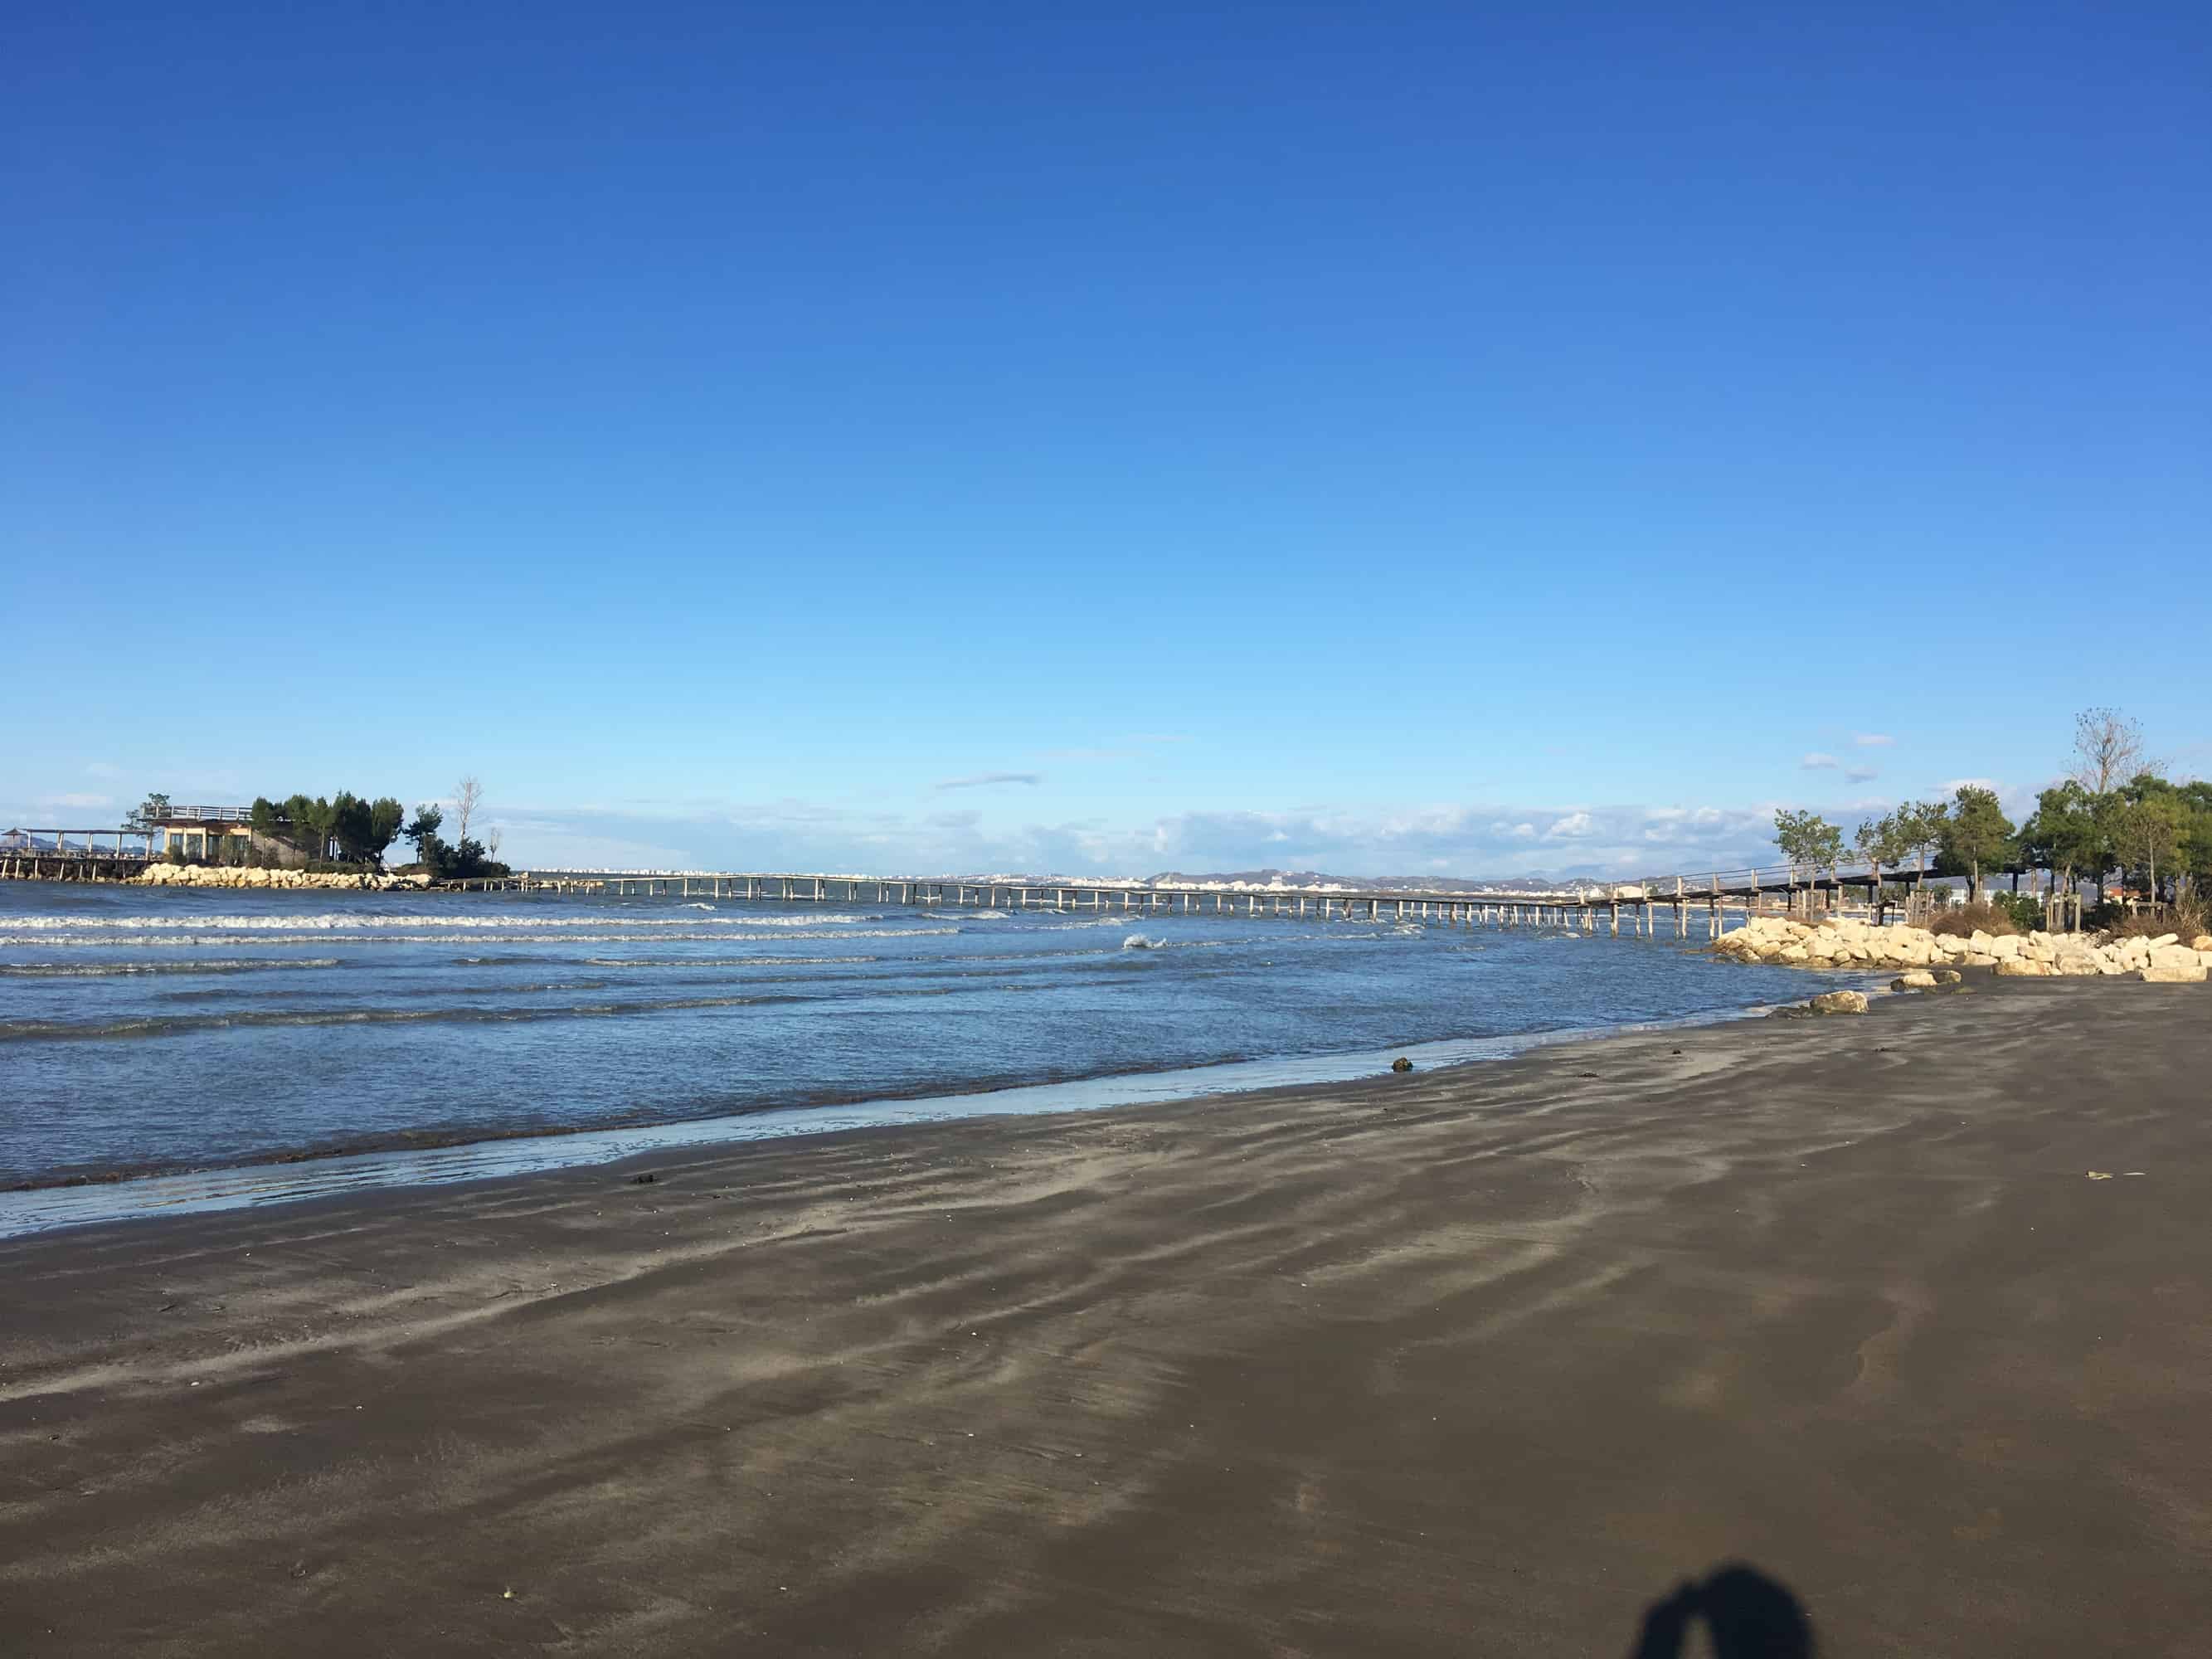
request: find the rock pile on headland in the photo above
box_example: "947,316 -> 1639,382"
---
137,864 -> 431,891
1714,915 -> 2212,985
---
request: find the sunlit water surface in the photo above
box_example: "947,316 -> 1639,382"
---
0,885 -> 1874,1234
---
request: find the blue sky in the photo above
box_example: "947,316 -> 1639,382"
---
7,2 -> 2207,876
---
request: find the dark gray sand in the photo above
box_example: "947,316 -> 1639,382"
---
4,980 -> 2210,1655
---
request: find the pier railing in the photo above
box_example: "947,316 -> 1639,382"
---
2,834 -> 1975,925
1595,857 -> 1945,901
430,864 -> 1973,941
1,828 -> 159,883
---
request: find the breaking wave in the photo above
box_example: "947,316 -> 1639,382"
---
0,959 -> 342,978
2,911 -> 887,932
0,927 -> 961,949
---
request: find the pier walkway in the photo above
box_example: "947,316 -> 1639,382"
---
0,829 -> 158,883
452,859 -> 1956,937
1,830 -> 1974,934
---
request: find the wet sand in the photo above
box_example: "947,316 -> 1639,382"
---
3,980 -> 2210,1655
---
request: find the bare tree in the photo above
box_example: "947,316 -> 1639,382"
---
484,826 -> 503,862
2069,708 -> 2147,795
453,775 -> 484,844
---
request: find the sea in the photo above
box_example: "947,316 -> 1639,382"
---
0,883 -> 1876,1235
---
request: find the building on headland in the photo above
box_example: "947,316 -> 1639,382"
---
142,805 -> 321,866
141,805 -> 255,860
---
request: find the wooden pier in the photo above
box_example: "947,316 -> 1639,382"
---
441,859 -> 1957,941
0,829 -> 158,883
2,826 -> 1975,938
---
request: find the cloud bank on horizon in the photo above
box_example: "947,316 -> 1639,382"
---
2,740 -> 2089,880
8,724 -> 2169,883
333,794 -> 1942,881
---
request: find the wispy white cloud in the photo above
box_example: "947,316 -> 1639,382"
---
935,771 -> 1043,792
36,792 -> 114,811
1800,752 -> 1840,770
83,761 -> 124,780
1852,733 -> 1895,748
469,795 -> 1811,882
1845,766 -> 1879,784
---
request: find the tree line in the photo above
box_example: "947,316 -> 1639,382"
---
127,778 -> 509,879
1773,710 -> 2212,917
248,793 -> 407,865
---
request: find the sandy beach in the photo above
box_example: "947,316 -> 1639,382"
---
4,979 -> 2210,1655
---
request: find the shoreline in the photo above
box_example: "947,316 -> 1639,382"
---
0,995 -> 1821,1220
5,976 -> 2209,1654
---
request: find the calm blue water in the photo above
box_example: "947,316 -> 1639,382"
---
0,884 -> 1870,1215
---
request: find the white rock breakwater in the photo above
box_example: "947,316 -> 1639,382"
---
136,865 -> 433,892
1714,916 -> 2212,984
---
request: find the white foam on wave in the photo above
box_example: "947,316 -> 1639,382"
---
1121,933 -> 1168,951
0,958 -> 342,977
3,911 -> 884,932
0,927 -> 960,949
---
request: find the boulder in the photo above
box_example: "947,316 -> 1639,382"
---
1809,990 -> 1869,1015
1708,917 -> 2205,997
1390,1057 -> 1413,1073
2141,963 -> 2208,984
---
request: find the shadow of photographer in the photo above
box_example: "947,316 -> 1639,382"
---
1628,1563 -> 1814,1657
